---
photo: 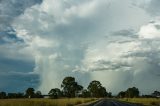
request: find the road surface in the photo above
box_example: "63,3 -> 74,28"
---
88,99 -> 142,106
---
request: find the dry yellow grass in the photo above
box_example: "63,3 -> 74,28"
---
0,98 -> 96,106
118,98 -> 160,106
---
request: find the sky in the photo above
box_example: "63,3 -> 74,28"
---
0,0 -> 160,95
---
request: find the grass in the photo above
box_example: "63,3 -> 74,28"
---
118,98 -> 160,106
0,98 -> 97,106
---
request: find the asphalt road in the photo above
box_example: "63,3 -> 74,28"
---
89,99 -> 142,106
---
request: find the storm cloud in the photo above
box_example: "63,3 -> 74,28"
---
0,0 -> 160,94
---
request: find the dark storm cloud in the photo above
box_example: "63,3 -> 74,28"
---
0,0 -> 42,92
0,57 -> 39,92
0,73 -> 39,92
13,0 -> 159,94
1,0 -> 160,94
0,57 -> 34,73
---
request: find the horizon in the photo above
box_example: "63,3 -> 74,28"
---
0,0 -> 160,95
0,76 -> 155,96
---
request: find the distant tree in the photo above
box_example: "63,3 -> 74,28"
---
87,80 -> 107,98
117,91 -> 126,98
142,95 -> 153,98
48,88 -> 62,99
25,88 -> 35,98
81,89 -> 90,98
125,87 -> 139,98
35,91 -> 43,98
152,91 -> 160,97
108,92 -> 112,98
7,93 -> 24,98
0,92 -> 6,99
61,76 -> 83,97
16,93 -> 24,98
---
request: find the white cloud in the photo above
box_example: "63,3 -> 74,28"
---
139,18 -> 160,39
11,0 -> 160,94
0,0 -> 42,31
79,37 -> 140,72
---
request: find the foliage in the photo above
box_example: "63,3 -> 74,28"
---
81,89 -> 90,98
48,88 -> 62,99
0,92 -> 6,99
35,91 -> 43,98
152,91 -> 160,97
118,91 -> 126,98
87,80 -> 108,97
61,76 -> 83,98
25,88 -> 35,98
125,87 -> 139,98
117,87 -> 139,98
8,93 -> 24,98
108,92 -> 112,98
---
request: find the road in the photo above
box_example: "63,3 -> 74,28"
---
88,99 -> 142,106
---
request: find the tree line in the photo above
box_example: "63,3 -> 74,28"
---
48,76 -> 112,98
0,88 -> 43,99
117,87 -> 139,98
0,76 -> 159,99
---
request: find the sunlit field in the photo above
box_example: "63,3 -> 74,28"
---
0,98 -> 97,106
119,98 -> 160,106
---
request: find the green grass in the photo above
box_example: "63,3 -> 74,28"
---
118,98 -> 160,106
0,98 -> 97,106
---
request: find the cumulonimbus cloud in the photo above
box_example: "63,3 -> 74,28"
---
11,0 -> 160,94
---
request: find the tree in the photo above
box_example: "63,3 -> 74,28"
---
87,80 -> 107,97
125,87 -> 139,98
35,91 -> 43,98
117,91 -> 126,98
0,92 -> 6,99
8,93 -> 24,98
25,88 -> 35,98
61,76 -> 83,97
152,91 -> 160,97
16,93 -> 24,98
75,84 -> 83,97
108,92 -> 112,98
48,88 -> 62,99
99,87 -> 108,97
88,80 -> 101,97
81,89 -> 90,98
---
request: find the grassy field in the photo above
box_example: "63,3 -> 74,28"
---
118,98 -> 160,106
0,98 -> 97,106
